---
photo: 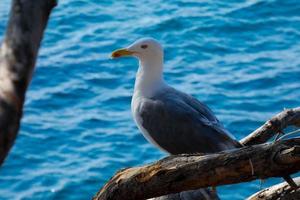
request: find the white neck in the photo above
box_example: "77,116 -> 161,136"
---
134,58 -> 166,98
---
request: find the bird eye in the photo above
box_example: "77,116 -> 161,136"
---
141,44 -> 148,49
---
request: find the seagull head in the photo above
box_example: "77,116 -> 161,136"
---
111,38 -> 163,63
111,38 -> 165,94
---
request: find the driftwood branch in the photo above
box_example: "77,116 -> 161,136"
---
241,107 -> 300,146
94,138 -> 300,200
95,107 -> 300,200
247,177 -> 300,200
0,0 -> 56,165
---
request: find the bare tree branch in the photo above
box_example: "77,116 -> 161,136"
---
0,0 -> 57,165
154,107 -> 300,200
94,107 -> 300,200
240,107 -> 300,146
247,177 -> 300,200
93,138 -> 300,200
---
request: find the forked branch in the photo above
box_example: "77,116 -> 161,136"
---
241,107 -> 300,146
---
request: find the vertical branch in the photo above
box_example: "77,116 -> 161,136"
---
0,0 -> 57,165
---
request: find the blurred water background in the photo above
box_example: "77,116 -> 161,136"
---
0,0 -> 300,199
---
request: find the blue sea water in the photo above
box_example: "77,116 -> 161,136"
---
0,0 -> 300,199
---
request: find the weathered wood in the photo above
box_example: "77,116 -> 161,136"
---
240,107 -> 300,146
95,107 -> 300,200
93,138 -> 300,200
0,0 -> 57,165
247,177 -> 300,200
151,107 -> 300,200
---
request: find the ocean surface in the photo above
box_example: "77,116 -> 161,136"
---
0,0 -> 300,199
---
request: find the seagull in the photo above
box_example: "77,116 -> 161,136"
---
111,38 -> 241,155
111,38 -> 243,200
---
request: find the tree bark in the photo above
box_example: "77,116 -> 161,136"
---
153,107 -> 300,200
93,138 -> 300,200
95,107 -> 300,200
247,177 -> 300,200
0,0 -> 57,165
240,107 -> 300,146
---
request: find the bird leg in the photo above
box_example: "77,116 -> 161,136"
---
283,175 -> 299,189
272,131 -> 299,189
259,179 -> 266,190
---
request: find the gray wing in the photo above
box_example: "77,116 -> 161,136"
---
138,87 -> 241,154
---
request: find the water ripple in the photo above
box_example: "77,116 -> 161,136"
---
0,0 -> 299,199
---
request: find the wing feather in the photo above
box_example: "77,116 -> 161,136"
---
138,87 -> 241,154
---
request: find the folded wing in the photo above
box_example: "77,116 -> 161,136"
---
138,87 -> 241,154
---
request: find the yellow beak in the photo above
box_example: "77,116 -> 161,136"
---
111,48 -> 134,59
